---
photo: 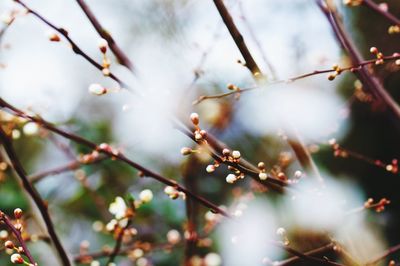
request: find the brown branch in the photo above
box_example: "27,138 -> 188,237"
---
106,220 -> 132,265
193,54 -> 400,104
0,128 -> 71,266
0,98 -> 230,218
75,0 -> 134,71
212,0 -> 263,78
212,0 -> 323,183
317,0 -> 400,122
13,0 -> 129,90
0,210 -> 36,265
361,0 -> 400,26
29,155 -> 107,183
273,243 -> 335,266
366,243 -> 400,265
270,241 -> 344,266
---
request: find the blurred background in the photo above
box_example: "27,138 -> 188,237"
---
0,0 -> 399,265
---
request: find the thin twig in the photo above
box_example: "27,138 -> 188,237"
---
212,0 -> 323,183
0,98 -> 230,218
13,0 -> 129,90
193,54 -> 400,104
366,243 -> 400,265
75,0 -> 134,71
317,0 -> 400,122
361,0 -> 400,26
106,220 -> 132,265
0,128 -> 71,266
0,210 -> 37,265
29,155 -> 107,183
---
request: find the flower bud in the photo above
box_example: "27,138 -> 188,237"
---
88,83 -> 107,95
10,253 -> 24,264
190,113 -> 199,125
14,208 -> 23,219
98,38 -> 108,53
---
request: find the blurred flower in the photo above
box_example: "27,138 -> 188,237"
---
109,196 -> 127,219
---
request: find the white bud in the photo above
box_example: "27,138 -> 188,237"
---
232,150 -> 241,159
259,172 -> 268,180
167,229 -> 181,245
206,165 -> 215,173
226,174 -> 237,184
190,112 -> 199,125
88,83 -> 107,95
97,38 -> 108,53
23,122 -> 39,136
139,189 -> 153,203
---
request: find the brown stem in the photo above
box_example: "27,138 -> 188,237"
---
29,156 -> 107,184
0,128 -> 71,266
0,211 -> 36,265
362,0 -> 400,26
106,220 -> 132,265
212,0 -> 263,78
212,0 -> 323,182
13,0 -> 129,90
317,0 -> 400,122
274,243 -> 335,266
75,0 -> 135,71
193,53 -> 400,104
366,243 -> 400,265
0,98 -> 230,218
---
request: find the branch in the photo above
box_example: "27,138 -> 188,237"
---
13,0 -> 129,89
0,210 -> 36,265
75,0 -> 134,71
317,0 -> 400,122
0,128 -> 71,266
106,220 -> 132,265
193,53 -> 400,104
212,0 -> 263,78
361,0 -> 400,26
212,0 -> 323,183
0,98 -> 230,218
366,243 -> 400,265
29,155 -> 107,183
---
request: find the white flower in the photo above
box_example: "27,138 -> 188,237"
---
23,122 -> 39,136
108,196 -> 127,219
139,189 -> 153,203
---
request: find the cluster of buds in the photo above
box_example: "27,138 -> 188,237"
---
190,113 -> 207,142
164,186 -> 186,200
327,64 -> 342,81
364,198 -> 391,212
257,162 -> 268,180
343,0 -> 362,6
370,46 -> 384,65
79,150 -> 100,164
221,148 -> 241,163
97,143 -> 119,157
97,38 -> 111,76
